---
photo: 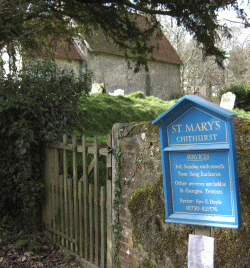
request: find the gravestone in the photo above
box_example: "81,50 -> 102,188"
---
113,89 -> 125,96
91,83 -> 105,93
220,92 -> 236,110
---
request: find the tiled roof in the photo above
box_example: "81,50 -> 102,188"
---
39,16 -> 182,65
35,39 -> 85,61
51,40 -> 85,60
84,16 -> 182,65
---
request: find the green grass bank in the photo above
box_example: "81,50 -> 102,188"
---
77,92 -> 250,142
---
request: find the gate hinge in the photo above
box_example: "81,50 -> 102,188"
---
107,167 -> 112,180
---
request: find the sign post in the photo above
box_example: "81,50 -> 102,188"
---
152,95 -> 241,228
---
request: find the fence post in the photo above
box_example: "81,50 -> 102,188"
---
111,123 -> 123,267
107,133 -> 113,267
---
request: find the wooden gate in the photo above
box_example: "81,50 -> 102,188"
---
42,134 -> 113,268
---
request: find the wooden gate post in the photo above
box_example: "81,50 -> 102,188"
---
106,133 -> 113,267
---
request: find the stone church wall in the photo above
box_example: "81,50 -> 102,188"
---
87,52 -> 181,100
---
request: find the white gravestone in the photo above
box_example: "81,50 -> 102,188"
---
91,83 -> 105,94
113,89 -> 125,96
220,92 -> 236,110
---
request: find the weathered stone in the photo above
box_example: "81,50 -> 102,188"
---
115,119 -> 250,268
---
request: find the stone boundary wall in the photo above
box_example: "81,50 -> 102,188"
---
112,119 -> 250,268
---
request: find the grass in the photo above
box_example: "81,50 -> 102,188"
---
77,92 -> 178,143
76,92 -> 250,143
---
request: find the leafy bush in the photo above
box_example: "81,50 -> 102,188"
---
0,60 -> 90,223
233,108 -> 250,120
221,84 -> 250,111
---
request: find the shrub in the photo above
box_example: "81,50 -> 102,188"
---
0,60 -> 90,224
221,84 -> 250,111
128,91 -> 146,99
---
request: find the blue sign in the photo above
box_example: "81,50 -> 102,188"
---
168,107 -> 227,145
153,95 -> 241,228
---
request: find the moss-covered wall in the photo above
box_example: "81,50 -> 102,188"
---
115,118 -> 250,268
213,118 -> 250,267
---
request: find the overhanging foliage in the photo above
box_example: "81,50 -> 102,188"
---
0,0 -> 249,70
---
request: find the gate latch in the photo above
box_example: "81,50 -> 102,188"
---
106,145 -> 114,154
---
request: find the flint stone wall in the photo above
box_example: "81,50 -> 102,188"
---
87,52 -> 181,100
114,122 -> 189,268
114,119 -> 250,268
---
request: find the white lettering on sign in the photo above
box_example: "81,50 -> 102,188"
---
186,206 -> 200,211
184,164 -> 199,169
213,181 -> 226,187
176,134 -> 218,143
171,121 -> 221,133
201,171 -> 221,177
171,124 -> 183,133
200,164 -> 225,169
187,154 -> 209,160
178,171 -> 188,176
210,199 -> 222,205
189,172 -> 199,177
205,189 -> 223,194
171,150 -> 233,216
175,181 -> 187,186
180,198 -> 194,203
189,182 -> 205,187
175,164 -> 182,169
185,188 -> 203,194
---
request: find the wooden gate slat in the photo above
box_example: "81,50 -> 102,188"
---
52,148 -> 56,242
100,186 -> 106,268
43,134 -> 113,268
60,174 -> 64,246
73,135 -> 79,254
89,184 -> 94,263
82,136 -> 89,260
63,134 -> 69,249
55,148 -> 60,243
79,180 -> 84,257
68,177 -> 74,251
94,137 -> 99,266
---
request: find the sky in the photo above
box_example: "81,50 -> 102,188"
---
218,1 -> 250,29
214,1 -> 250,45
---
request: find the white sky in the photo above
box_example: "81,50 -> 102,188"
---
218,2 -> 250,45
218,1 -> 250,32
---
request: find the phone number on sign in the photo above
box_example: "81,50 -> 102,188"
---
186,206 -> 218,212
